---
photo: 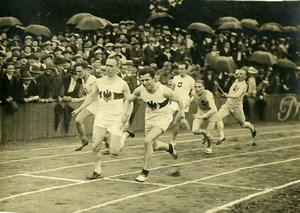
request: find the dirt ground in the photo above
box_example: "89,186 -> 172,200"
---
0,121 -> 299,213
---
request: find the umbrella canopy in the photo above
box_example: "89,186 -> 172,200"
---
276,59 -> 297,70
75,16 -> 110,31
25,24 -> 51,37
66,13 -> 93,25
215,16 -> 239,27
187,22 -> 214,35
146,12 -> 174,25
260,23 -> 282,32
218,22 -> 242,31
0,16 -> 23,27
248,51 -> 277,65
240,19 -> 259,31
210,56 -> 238,73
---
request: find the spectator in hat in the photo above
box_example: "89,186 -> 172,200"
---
219,41 -> 233,57
128,39 -> 144,67
109,43 -> 127,64
58,69 -> 84,101
20,53 -> 40,75
0,63 -> 19,108
39,53 -> 54,71
93,48 -> 106,65
42,41 -> 53,54
53,46 -> 63,58
83,41 -> 94,62
173,44 -> 190,64
31,39 -> 41,53
202,65 -> 217,94
35,62 -> 59,101
157,44 -> 172,68
24,36 -> 33,46
247,66 -> 258,97
13,71 -> 39,103
23,44 -> 33,57
143,37 -> 158,66
255,80 -> 270,120
104,42 -> 114,59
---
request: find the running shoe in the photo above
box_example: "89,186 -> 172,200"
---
216,137 -> 226,145
75,140 -> 89,151
135,174 -> 148,182
168,143 -> 178,159
86,172 -> 101,180
251,125 -> 257,138
205,147 -> 212,154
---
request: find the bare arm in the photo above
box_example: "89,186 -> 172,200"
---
122,86 -> 141,125
71,82 -> 98,116
163,87 -> 185,118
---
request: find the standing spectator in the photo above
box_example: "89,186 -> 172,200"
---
58,69 -> 84,101
143,37 -> 157,66
35,63 -> 59,101
13,72 -> 39,103
0,62 -> 19,111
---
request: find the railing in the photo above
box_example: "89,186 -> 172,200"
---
0,94 -> 299,143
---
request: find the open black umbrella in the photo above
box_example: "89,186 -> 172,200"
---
64,104 -> 74,133
210,56 -> 238,73
75,16 -> 111,31
248,51 -> 277,65
66,13 -> 93,25
187,22 -> 214,35
0,16 -> 23,27
54,103 -> 64,131
260,22 -> 282,33
218,22 -> 242,32
25,24 -> 51,37
215,16 -> 239,27
146,12 -> 174,26
276,59 -> 297,70
240,19 -> 259,31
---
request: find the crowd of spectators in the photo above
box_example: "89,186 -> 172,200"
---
0,18 -> 299,113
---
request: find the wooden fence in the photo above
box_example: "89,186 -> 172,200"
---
0,94 -> 299,143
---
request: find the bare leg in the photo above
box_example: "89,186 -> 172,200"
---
86,126 -> 106,179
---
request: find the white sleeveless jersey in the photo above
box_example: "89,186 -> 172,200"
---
172,75 -> 195,101
226,80 -> 248,107
95,76 -> 127,121
140,83 -> 172,119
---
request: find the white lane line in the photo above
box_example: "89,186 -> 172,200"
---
193,181 -> 262,191
0,135 -> 299,181
0,145 -> 299,203
0,151 -> 91,165
20,174 -> 85,183
205,179 -> 300,213
1,124 -> 299,153
0,182 -> 83,202
72,157 -> 300,213
1,129 -> 300,165
103,178 -> 170,187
